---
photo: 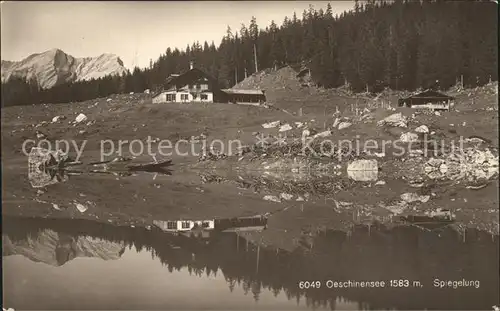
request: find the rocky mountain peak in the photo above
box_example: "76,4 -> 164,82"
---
1,49 -> 128,89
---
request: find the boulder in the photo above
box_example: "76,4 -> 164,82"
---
263,195 -> 281,203
75,113 -> 88,124
51,115 -> 66,123
414,125 -> 429,133
280,193 -> 294,200
74,202 -> 88,213
338,122 -> 352,130
279,123 -> 293,132
262,121 -> 280,129
377,113 -> 408,128
400,192 -> 430,203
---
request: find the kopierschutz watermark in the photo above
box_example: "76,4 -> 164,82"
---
22,134 -> 470,162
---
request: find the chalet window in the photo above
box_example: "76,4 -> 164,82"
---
181,221 -> 190,229
202,221 -> 211,228
188,84 -> 193,89
167,221 -> 177,229
201,84 -> 208,90
201,94 -> 208,100
181,94 -> 189,101
166,94 -> 175,101
196,84 -> 201,89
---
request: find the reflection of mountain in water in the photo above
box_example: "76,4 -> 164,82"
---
3,216 -> 498,310
3,229 -> 125,266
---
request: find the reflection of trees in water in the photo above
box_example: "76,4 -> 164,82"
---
3,216 -> 498,310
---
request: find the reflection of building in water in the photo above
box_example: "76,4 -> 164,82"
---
217,215 -> 268,232
153,215 -> 268,236
153,220 -> 215,232
3,215 -> 498,310
400,212 -> 455,231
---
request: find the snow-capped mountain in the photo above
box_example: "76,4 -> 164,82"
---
1,48 -> 128,89
2,230 -> 126,266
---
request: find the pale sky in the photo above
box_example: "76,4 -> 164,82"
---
1,1 -> 354,69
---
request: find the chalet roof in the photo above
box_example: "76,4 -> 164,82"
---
164,68 -> 220,90
405,90 -> 454,100
222,225 -> 267,233
221,89 -> 265,96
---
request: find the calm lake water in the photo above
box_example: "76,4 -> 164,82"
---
2,215 -> 499,310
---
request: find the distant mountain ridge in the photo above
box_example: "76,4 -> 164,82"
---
1,48 -> 127,89
2,229 -> 126,266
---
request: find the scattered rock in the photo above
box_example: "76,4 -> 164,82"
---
263,195 -> 281,203
375,180 -> 386,185
414,125 -> 429,134
465,137 -> 487,144
383,202 -> 407,215
51,115 -> 65,123
400,192 -> 431,203
280,193 -> 294,200
262,121 -> 280,129
74,202 -> 88,213
35,121 -> 49,128
377,113 -> 408,128
75,113 -> 88,124
279,123 -> 293,132
370,152 -> 385,158
338,122 -> 352,130
295,122 -> 304,128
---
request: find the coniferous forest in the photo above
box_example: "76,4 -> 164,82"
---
1,0 -> 498,107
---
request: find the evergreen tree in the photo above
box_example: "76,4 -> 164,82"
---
2,1 -> 497,106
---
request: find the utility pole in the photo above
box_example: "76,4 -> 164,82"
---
253,43 -> 258,73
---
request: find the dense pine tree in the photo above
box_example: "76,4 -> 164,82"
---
2,0 -> 497,106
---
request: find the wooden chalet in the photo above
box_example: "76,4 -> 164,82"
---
152,62 -> 267,105
398,90 -> 455,111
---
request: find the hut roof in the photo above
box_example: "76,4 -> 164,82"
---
405,90 -> 454,100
